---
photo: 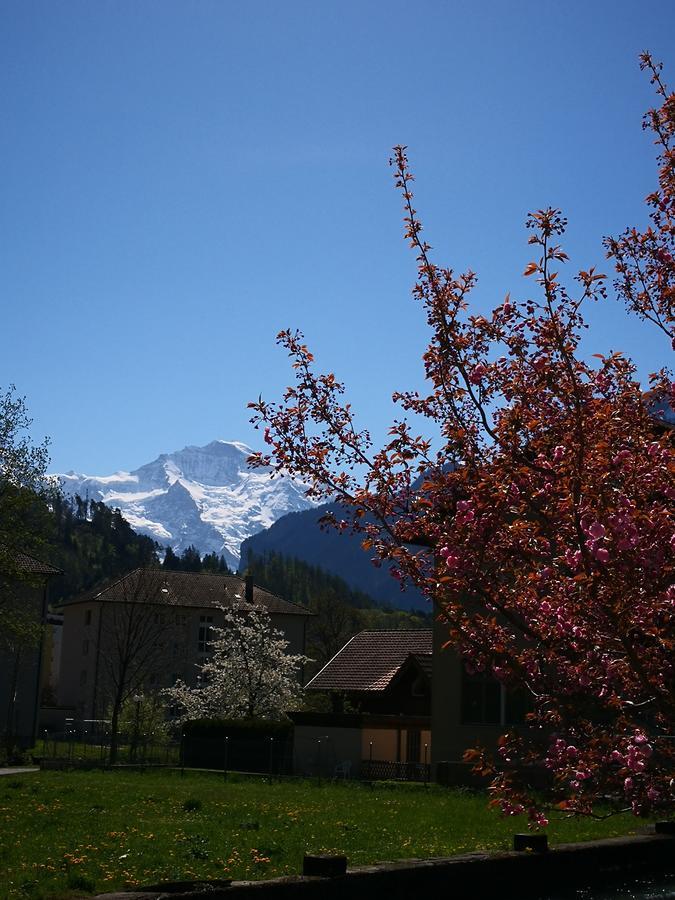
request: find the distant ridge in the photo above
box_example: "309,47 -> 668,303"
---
240,501 -> 427,612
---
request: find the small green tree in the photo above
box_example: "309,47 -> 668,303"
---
0,385 -> 54,587
116,692 -> 170,760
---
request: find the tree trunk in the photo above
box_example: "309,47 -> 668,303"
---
108,694 -> 122,764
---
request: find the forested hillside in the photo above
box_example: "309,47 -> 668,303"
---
240,502 -> 426,611
243,549 -> 431,669
46,495 -> 160,605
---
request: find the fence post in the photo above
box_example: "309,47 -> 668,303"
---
424,743 -> 429,787
180,728 -> 185,777
223,736 -> 229,781
269,737 -> 274,777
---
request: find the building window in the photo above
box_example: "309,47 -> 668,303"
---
82,639 -> 89,656
461,670 -> 502,724
461,669 -> 530,725
79,670 -> 87,686
198,616 -> 213,653
84,610 -> 92,626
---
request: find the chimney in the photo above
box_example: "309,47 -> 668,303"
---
245,574 -> 254,604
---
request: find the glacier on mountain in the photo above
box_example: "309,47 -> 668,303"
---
55,440 -> 317,570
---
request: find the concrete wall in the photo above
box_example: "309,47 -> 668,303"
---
431,624 -> 503,767
93,832 -> 675,900
58,601 -> 99,717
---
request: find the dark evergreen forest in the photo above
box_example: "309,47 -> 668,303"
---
47,495 -> 160,604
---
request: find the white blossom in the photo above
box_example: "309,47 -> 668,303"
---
165,604 -> 308,723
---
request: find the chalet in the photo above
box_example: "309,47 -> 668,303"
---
293,629 -> 432,779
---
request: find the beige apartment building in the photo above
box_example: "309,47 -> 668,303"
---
58,569 -> 311,725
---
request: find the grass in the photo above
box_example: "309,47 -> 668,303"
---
0,769 -> 656,899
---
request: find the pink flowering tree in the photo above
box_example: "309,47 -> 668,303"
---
249,59 -> 674,823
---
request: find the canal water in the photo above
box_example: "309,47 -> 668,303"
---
544,874 -> 675,899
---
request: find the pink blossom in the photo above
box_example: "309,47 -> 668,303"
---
564,549 -> 582,569
469,364 -> 487,384
588,522 -> 606,539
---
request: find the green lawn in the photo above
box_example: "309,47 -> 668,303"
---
0,770 -> 655,899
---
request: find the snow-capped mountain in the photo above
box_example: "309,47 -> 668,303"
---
55,440 -> 317,570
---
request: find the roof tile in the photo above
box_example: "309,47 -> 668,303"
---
63,568 -> 310,616
305,629 -> 432,692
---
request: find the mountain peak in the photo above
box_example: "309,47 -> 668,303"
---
53,439 -> 317,569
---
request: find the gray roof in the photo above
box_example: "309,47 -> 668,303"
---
3,548 -> 62,577
63,568 -> 311,616
305,629 -> 432,692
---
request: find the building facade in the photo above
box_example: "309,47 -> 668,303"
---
58,569 -> 310,726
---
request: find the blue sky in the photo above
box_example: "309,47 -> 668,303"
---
2,1 -> 674,474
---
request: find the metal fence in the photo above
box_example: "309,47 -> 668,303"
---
35,730 -> 180,767
361,759 -> 431,782
35,731 -> 289,774
35,729 -> 431,782
181,734 -> 294,775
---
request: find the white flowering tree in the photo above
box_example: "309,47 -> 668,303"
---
165,605 -> 308,723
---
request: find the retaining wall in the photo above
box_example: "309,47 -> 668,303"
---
94,831 -> 674,900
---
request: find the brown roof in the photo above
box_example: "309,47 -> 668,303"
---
305,629 -> 432,692
62,568 -> 310,616
3,548 -> 62,577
